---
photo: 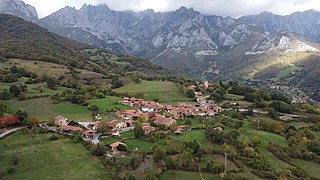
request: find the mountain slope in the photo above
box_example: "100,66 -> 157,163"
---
0,0 -> 38,21
0,14 -> 90,66
238,10 -> 320,43
38,5 -> 266,76
0,14 -> 174,77
38,5 -> 320,78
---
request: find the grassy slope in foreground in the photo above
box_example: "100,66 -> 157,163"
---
114,80 -> 189,103
0,131 -> 110,180
160,170 -> 261,180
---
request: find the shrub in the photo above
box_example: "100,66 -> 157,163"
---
117,144 -> 128,152
90,143 -> 105,156
251,170 -> 277,179
49,135 -> 58,141
7,168 -> 16,175
11,155 -> 19,165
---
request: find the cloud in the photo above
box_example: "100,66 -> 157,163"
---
24,0 -> 320,18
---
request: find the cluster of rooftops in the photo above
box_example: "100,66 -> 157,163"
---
53,96 -> 222,137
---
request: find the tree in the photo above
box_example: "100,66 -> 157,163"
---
153,147 -> 167,163
9,85 -> 22,97
46,77 -> 58,90
223,144 -> 237,159
206,162 -> 214,172
304,129 -> 315,140
134,121 -> 144,138
0,101 -> 8,117
90,143 -> 105,156
68,120 -> 79,126
70,94 -> 86,104
251,135 -> 261,147
2,73 -> 18,83
46,119 -> 55,126
184,140 -> 200,154
97,123 -> 111,133
15,110 -> 28,125
307,140 -> 320,156
230,129 -> 240,140
181,150 -> 193,168
132,76 -> 141,84
185,118 -> 192,126
117,144 -> 128,152
88,104 -> 99,112
0,90 -> 11,100
111,77 -> 124,89
128,174 -> 137,180
26,116 -> 40,127
205,127 -> 224,144
138,115 -> 148,122
268,108 -> 279,120
247,108 -> 254,116
142,171 -> 159,180
185,89 -> 195,98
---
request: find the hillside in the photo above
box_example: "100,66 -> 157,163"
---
0,14 -> 174,77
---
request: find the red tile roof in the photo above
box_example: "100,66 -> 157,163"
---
60,125 -> 82,132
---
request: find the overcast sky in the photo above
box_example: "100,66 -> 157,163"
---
24,0 -> 320,18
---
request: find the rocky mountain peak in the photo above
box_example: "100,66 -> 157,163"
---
0,0 -> 38,21
239,9 -> 320,42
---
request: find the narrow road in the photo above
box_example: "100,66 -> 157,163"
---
0,126 -> 27,139
119,126 -> 134,133
92,133 -> 102,144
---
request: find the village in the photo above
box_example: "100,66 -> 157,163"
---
49,87 -> 222,155
1,78 -> 319,179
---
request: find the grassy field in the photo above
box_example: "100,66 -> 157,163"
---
240,121 -> 288,147
4,59 -> 105,79
199,154 -> 239,171
275,64 -> 298,80
8,98 -> 92,121
0,77 -> 29,91
240,121 -> 292,171
290,158 -> 320,178
287,121 -> 310,129
160,170 -> 218,180
88,96 -> 133,112
102,137 -> 154,152
114,81 -> 189,103
50,101 -> 92,121
218,100 -> 253,107
160,170 -> 260,180
171,130 -> 209,147
0,131 -> 110,180
120,130 -> 135,139
226,93 -> 244,100
23,85 -> 69,98
0,78 -> 70,99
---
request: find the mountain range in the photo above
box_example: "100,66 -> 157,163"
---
0,0 -> 37,21
0,13 -> 173,81
1,0 -> 320,101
